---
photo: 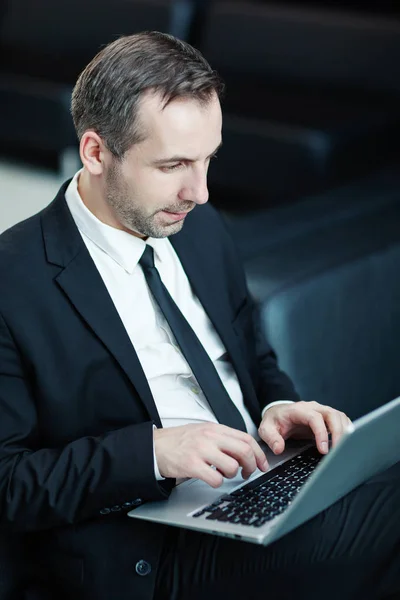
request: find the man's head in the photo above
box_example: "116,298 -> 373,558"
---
71,31 -> 224,238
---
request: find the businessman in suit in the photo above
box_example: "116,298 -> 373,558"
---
0,32 -> 399,600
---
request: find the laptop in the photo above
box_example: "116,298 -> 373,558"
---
128,396 -> 400,546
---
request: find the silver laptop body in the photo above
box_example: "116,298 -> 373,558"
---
128,396 -> 400,546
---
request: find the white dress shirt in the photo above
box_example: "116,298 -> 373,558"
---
65,171 -> 292,479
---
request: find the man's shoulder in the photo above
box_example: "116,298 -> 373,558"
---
0,179 -> 70,266
0,208 -> 46,276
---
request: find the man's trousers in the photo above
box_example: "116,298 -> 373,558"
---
154,461 -> 400,600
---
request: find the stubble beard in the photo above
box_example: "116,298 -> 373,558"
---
105,164 -> 190,239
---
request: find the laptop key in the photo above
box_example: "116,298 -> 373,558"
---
192,510 -> 206,518
205,510 -> 225,520
191,446 -> 323,528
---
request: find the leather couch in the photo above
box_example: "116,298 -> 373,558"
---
223,164 -> 400,419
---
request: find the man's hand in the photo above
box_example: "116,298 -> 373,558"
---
154,423 -> 269,488
258,401 -> 353,455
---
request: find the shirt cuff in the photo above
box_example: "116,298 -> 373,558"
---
153,425 -> 166,481
261,400 -> 294,419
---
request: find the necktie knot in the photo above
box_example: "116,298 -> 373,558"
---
139,245 -> 155,271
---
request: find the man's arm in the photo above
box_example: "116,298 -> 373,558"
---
216,207 -> 300,412
0,311 -> 171,532
250,296 -> 300,408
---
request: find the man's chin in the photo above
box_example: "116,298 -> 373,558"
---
153,212 -> 187,237
159,219 -> 185,237
167,220 -> 186,234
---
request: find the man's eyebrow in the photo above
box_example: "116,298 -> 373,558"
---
152,141 -> 223,165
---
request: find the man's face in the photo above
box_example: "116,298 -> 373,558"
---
103,91 -> 222,238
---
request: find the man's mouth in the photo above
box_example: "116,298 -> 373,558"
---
160,206 -> 194,222
161,210 -> 189,222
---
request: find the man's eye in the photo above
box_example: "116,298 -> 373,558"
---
161,163 -> 183,172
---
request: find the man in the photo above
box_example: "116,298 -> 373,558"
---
0,32 -> 399,600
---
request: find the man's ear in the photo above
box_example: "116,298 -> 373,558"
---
79,130 -> 108,176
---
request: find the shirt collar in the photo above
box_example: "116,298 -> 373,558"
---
65,170 -> 165,274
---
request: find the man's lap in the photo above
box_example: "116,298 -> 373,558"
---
155,460 -> 400,600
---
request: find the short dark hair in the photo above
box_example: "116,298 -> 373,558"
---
71,31 -> 224,160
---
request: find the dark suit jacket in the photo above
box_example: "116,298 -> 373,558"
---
0,182 -> 299,600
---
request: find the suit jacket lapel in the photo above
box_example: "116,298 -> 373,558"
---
41,185 -> 258,426
41,185 -> 162,427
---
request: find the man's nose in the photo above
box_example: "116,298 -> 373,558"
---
180,169 -> 209,205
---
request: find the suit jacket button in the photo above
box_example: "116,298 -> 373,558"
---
111,505 -> 121,512
99,508 -> 111,515
135,560 -> 151,576
131,498 -> 142,507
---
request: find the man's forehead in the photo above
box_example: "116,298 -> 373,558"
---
136,91 -> 222,157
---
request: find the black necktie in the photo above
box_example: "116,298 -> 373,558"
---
139,245 -> 247,432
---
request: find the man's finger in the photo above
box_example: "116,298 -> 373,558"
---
324,410 -> 346,447
196,462 -> 225,488
258,420 -> 286,455
220,426 -> 269,471
306,411 -> 330,454
327,410 -> 353,447
244,434 -> 270,471
215,438 -> 257,477
208,450 -> 241,479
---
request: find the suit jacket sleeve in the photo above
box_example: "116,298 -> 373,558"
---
0,311 -> 171,532
218,209 -> 300,411
250,294 -> 300,407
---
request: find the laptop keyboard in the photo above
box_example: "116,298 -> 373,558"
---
191,446 -> 323,528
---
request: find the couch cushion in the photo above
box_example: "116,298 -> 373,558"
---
207,79 -> 400,204
260,242 -> 400,419
241,201 -> 400,419
222,164 -> 400,261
